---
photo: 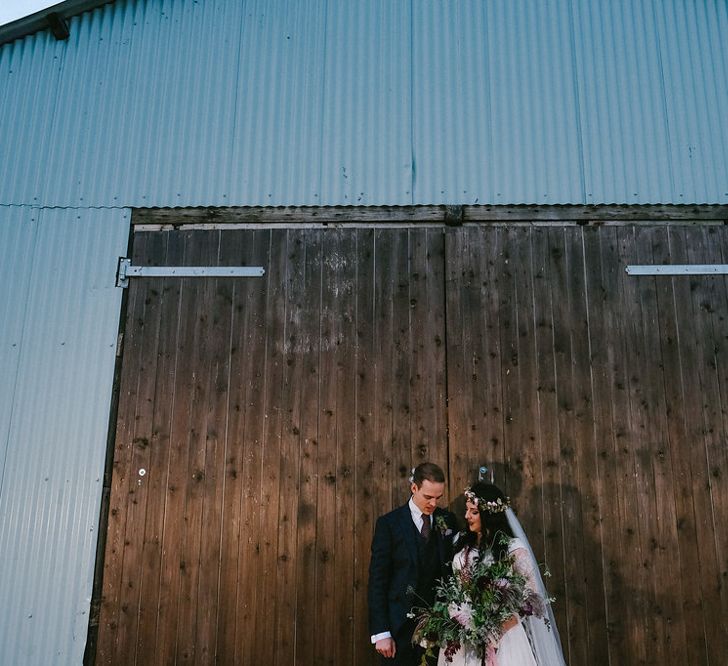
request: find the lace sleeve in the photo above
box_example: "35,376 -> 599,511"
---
510,540 -> 539,593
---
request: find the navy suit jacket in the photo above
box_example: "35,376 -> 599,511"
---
368,504 -> 458,638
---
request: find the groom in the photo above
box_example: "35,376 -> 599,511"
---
368,462 -> 458,664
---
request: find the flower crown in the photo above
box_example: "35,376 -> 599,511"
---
463,486 -> 510,514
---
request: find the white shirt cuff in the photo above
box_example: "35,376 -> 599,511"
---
371,631 -> 392,644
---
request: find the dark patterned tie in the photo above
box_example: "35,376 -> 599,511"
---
420,514 -> 431,540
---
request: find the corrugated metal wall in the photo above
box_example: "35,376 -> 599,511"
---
0,207 -> 129,665
1,0 -> 727,207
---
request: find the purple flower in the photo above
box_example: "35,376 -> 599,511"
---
494,578 -> 510,590
448,602 -> 474,630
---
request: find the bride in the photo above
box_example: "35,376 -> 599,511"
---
437,483 -> 566,666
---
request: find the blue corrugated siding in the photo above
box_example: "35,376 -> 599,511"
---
572,0 -> 728,203
1,0 -> 727,207
0,207 -> 129,665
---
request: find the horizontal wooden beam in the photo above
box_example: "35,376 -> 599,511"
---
132,204 -> 728,227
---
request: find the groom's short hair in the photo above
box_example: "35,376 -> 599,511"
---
412,462 -> 445,487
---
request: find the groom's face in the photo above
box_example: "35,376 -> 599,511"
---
411,479 -> 445,515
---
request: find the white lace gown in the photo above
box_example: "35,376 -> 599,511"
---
436,538 -> 538,666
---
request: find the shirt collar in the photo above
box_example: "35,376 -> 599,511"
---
408,496 -> 430,526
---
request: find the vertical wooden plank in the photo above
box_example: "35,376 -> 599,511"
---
500,227 -> 542,518
613,226 -> 657,665
293,230 -> 323,665
628,226 -> 670,664
167,229 -> 223,663
390,229 -> 413,503
443,227 -> 472,492
133,233 -> 185,663
152,229 -> 203,665
546,226 -> 589,666
313,229 -> 341,666
111,237 -> 167,664
677,226 -> 728,655
566,227 -> 608,661
697,226 -> 728,639
529,225 -> 568,644
215,230 -> 256,662
172,231 -> 219,664
635,226 -> 689,663
272,229 -> 304,666
476,227 -> 506,488
252,229 -> 287,664
499,226 -> 525,497
582,226 -> 633,665
371,230 -> 398,515
653,225 -> 709,661
407,228 -> 449,502
353,228 -> 377,665
235,230 -> 272,664
193,231 -> 236,662
609,225 -> 650,665
665,227 -> 723,659
424,229 -> 449,471
333,230 -> 358,665
644,225 -> 697,663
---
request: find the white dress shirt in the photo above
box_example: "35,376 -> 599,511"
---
371,498 -> 431,644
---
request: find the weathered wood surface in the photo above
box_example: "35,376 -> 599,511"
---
132,204 -> 728,227
97,224 -> 728,665
443,225 -> 728,665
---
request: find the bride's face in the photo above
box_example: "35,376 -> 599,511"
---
465,500 -> 481,534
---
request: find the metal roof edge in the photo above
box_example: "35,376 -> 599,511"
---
0,0 -> 116,46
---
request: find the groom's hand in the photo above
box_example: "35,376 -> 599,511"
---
375,637 -> 396,658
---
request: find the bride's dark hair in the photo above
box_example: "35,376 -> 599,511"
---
457,482 -> 514,561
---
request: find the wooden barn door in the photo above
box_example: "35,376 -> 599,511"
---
96,227 -> 449,665
443,225 -> 728,666
97,222 -> 728,665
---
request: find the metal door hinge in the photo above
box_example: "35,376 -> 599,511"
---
116,257 -> 265,288
626,264 -> 728,276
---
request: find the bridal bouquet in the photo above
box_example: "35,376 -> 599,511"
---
410,544 -> 548,663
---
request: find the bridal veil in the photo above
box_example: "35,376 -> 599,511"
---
505,508 -> 567,666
